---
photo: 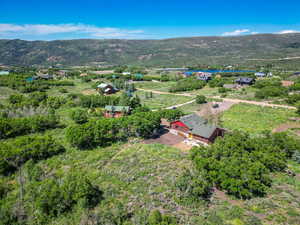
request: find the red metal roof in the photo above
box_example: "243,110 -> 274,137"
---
172,121 -> 188,128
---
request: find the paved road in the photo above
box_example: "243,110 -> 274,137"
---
137,88 -> 296,110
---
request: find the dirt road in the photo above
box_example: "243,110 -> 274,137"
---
136,88 -> 193,97
137,88 -> 297,110
213,96 -> 296,110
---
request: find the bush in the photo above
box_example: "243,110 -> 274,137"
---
169,78 -> 206,92
70,109 -> 88,124
191,131 -> 296,199
66,111 -> 162,149
196,95 -> 207,104
218,87 -> 230,93
58,88 -> 68,93
0,135 -> 65,175
0,114 -> 59,139
255,86 -> 287,99
297,102 -> 300,115
25,171 -> 103,219
208,79 -> 225,88
157,109 -> 184,122
148,210 -> 177,225
46,96 -> 67,109
286,94 -> 300,105
176,169 -> 212,200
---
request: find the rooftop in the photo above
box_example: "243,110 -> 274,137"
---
179,114 -> 218,138
105,105 -> 130,112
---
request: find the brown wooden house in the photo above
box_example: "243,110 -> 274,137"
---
170,114 -> 225,144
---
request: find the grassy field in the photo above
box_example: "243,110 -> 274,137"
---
134,81 -> 176,92
10,141 -> 300,225
221,103 -> 298,135
136,90 -> 193,109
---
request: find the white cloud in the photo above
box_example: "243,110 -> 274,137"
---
277,30 -> 300,34
0,23 -> 144,38
222,29 -> 250,36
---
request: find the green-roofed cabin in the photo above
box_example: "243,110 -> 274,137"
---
104,105 -> 130,118
134,73 -> 144,79
170,113 -> 225,144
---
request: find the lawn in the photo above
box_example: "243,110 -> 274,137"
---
221,103 -> 297,135
135,90 -> 193,109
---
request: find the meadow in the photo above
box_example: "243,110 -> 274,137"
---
221,103 -> 298,135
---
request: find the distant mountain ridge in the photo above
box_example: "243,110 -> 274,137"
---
1,33 -> 300,67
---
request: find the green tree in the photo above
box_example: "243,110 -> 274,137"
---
70,109 -> 88,124
196,95 -> 206,104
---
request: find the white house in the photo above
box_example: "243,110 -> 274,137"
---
255,72 -> 266,77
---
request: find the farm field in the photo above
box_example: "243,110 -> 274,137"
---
221,103 -> 298,135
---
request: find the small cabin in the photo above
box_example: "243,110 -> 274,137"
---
255,72 -> 266,77
97,83 -> 118,95
235,77 -> 255,85
196,72 -> 212,81
104,106 -> 130,118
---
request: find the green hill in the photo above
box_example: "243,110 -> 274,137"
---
1,33 -> 300,67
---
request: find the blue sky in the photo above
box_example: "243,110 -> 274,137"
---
1,0 -> 300,40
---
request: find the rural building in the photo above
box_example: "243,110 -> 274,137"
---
134,73 -> 144,79
0,71 -> 9,75
57,70 -> 69,77
281,80 -> 295,87
122,72 -> 131,75
255,72 -> 266,77
97,83 -> 118,95
104,105 -> 130,118
170,114 -> 225,144
196,72 -> 212,81
37,74 -> 53,80
235,77 -> 255,85
183,72 -> 193,77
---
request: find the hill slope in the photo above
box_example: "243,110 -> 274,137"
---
1,33 -> 300,67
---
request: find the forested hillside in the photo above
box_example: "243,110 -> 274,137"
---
1,33 -> 300,67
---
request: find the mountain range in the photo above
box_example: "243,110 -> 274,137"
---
1,33 -> 300,67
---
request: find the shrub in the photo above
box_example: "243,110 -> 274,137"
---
148,210 -> 177,225
0,114 -> 59,139
191,131 -> 296,199
8,94 -> 24,104
169,78 -> 206,92
70,109 -> 88,124
218,87 -> 230,93
286,94 -> 300,105
176,169 -> 212,200
46,96 -> 67,109
25,171 -> 103,219
58,88 -> 68,93
255,86 -> 287,99
297,102 -> 300,115
66,111 -> 163,149
0,135 -> 65,175
196,95 -> 207,104
208,79 -> 225,88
